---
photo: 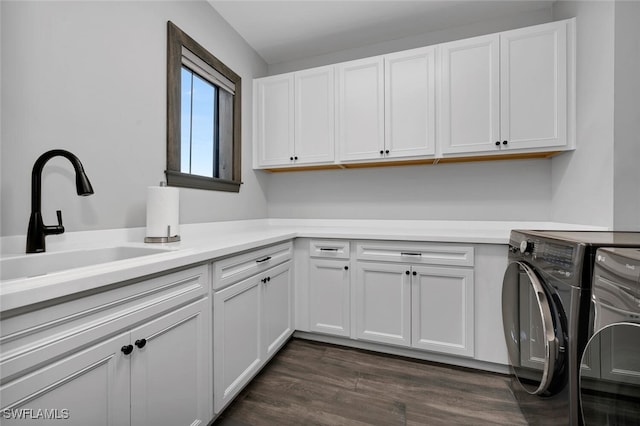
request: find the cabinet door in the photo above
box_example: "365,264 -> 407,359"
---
213,276 -> 261,413
355,262 -> 411,346
262,261 -> 294,359
337,57 -> 385,161
0,333 -> 130,426
385,46 -> 436,159
255,74 -> 295,167
130,297 -> 210,426
500,21 -> 567,150
440,34 -> 500,155
295,66 -> 335,165
308,258 -> 351,337
411,266 -> 474,357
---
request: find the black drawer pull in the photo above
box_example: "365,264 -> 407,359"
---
256,256 -> 271,263
319,248 -> 339,252
401,252 -> 422,257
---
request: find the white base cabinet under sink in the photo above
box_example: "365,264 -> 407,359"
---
0,266 -> 211,426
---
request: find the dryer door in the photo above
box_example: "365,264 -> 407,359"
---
581,312 -> 640,424
502,261 -> 567,395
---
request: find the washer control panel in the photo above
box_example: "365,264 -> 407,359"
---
509,231 -> 580,283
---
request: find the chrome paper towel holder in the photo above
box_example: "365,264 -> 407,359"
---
144,182 -> 181,243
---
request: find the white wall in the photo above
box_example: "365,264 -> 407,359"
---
551,1 -> 615,228
0,1 -> 269,237
266,160 -> 552,221
268,7 -> 552,74
266,8 -> 557,222
613,0 -> 640,231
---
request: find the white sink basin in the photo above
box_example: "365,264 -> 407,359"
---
1,246 -> 172,281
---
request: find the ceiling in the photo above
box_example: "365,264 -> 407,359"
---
208,0 -> 554,65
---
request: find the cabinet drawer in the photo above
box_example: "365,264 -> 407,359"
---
356,241 -> 474,267
310,240 -> 350,259
213,241 -> 293,290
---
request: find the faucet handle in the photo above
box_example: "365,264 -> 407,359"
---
53,210 -> 65,234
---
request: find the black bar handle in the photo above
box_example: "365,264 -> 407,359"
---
319,248 -> 339,252
401,252 -> 422,257
256,256 -> 271,263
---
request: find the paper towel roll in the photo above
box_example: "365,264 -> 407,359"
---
146,186 -> 180,239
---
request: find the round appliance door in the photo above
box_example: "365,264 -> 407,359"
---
502,261 -> 567,396
580,322 -> 640,425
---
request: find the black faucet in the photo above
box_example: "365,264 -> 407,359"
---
26,149 -> 94,253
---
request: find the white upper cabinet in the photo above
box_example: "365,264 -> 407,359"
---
337,57 -> 385,161
440,19 -> 573,156
500,20 -> 568,151
294,66 -> 335,165
385,46 -> 437,159
255,67 -> 335,168
439,34 -> 501,155
338,48 -> 437,162
254,74 -> 294,166
255,18 -> 575,168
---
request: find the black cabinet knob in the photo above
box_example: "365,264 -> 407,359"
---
405,270 -> 410,275
261,278 -> 266,283
495,141 -> 500,146
502,140 -> 508,145
121,345 -> 133,355
379,150 -> 384,155
267,277 -> 271,282
294,156 -> 298,160
385,150 -> 389,154
344,266 -> 349,270
135,339 -> 147,349
412,271 -> 417,276
290,156 -> 294,161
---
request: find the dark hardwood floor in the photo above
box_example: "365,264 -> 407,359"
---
214,338 -> 527,425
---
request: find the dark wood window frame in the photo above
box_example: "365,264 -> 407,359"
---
166,21 -> 242,192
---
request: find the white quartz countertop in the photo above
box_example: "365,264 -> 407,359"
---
0,218 -> 607,313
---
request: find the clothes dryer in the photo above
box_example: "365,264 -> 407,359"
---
580,247 -> 640,425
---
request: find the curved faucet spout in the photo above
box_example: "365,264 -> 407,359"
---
27,149 -> 94,253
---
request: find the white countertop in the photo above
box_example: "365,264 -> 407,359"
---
0,218 -> 607,313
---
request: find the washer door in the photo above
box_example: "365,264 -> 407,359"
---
580,323 -> 640,425
502,261 -> 567,395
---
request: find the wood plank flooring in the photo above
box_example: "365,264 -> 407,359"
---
214,338 -> 527,425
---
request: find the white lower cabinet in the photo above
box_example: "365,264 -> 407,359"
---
0,266 -> 211,426
213,274 -> 261,414
0,332 -> 131,426
212,244 -> 293,414
308,258 -> 351,337
130,299 -> 210,426
355,262 -> 411,346
411,266 -> 474,357
262,262 -> 294,358
354,242 -> 475,357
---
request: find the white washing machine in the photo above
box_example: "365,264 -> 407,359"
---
580,247 -> 640,425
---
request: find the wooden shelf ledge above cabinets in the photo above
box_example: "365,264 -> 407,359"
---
261,150 -> 564,172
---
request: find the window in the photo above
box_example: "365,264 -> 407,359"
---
166,21 -> 242,192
